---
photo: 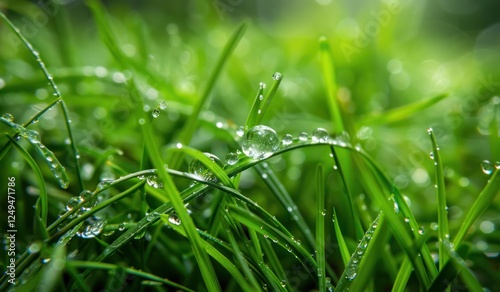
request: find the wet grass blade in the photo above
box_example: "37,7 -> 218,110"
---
7,135 -> 48,228
333,208 -> 350,267
69,260 -> 195,291
360,93 -> 448,125
428,128 -> 449,269
316,165 -> 326,292
255,73 -> 283,126
335,213 -> 382,291
245,85 -> 265,129
453,168 -> 500,246
168,22 -> 246,169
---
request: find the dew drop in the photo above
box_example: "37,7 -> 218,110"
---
66,196 -> 82,211
298,132 -> 309,141
138,118 -> 145,125
481,160 -> 495,175
282,134 -> 293,146
236,126 -> 244,137
152,109 -> 160,118
77,217 -> 105,239
418,226 -> 425,235
146,175 -> 163,188
2,113 -> 14,122
146,213 -> 155,221
259,94 -> 264,101
159,101 -> 167,109
225,152 -> 238,165
312,128 -> 329,143
321,209 -> 327,216
429,152 -> 435,160
404,217 -> 410,223
168,212 -> 181,225
118,223 -> 126,231
259,82 -> 266,89
280,279 -> 286,288
241,125 -> 280,160
272,72 -> 283,81
189,153 -> 223,182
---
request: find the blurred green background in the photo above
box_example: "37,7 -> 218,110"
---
0,0 -> 499,290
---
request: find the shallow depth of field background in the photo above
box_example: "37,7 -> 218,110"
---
0,0 -> 499,290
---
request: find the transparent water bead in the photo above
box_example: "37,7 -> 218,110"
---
225,152 -> 238,165
77,217 -> 106,239
146,175 -> 163,188
236,126 -> 244,137
189,152 -> 223,182
282,134 -> 293,146
159,101 -> 167,109
66,196 -> 82,211
481,160 -> 495,175
312,128 -> 329,143
152,108 -> 160,118
168,212 -> 181,225
272,72 -> 283,81
2,113 -> 14,122
241,125 -> 280,160
298,132 -> 309,141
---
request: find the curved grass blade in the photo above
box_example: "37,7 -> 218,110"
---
335,213 -> 382,291
333,208 -> 350,267
7,135 -> 48,227
360,93 -> 448,125
69,260 -> 195,291
316,165 -> 326,292
245,84 -> 265,129
162,214 -> 253,291
167,22 -> 247,169
453,168 -> 500,246
254,72 -> 283,126
428,128 -> 449,270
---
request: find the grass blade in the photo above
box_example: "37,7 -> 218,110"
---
428,128 -> 449,270
333,208 -> 350,267
255,72 -> 283,126
245,84 -> 265,129
360,93 -> 448,125
316,165 -> 326,292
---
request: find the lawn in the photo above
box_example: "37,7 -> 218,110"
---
0,0 -> 499,291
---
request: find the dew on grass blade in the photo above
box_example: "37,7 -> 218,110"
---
159,100 -> 167,109
225,152 -> 238,165
152,108 -> 160,118
2,113 -> 14,122
168,212 -> 181,225
65,196 -> 82,211
259,82 -> 266,89
282,134 -> 293,146
312,128 -> 329,143
146,175 -> 163,188
77,217 -> 106,239
429,152 -> 435,160
481,160 -> 495,175
298,132 -> 309,141
189,152 -> 223,182
272,72 -> 283,81
236,126 -> 244,137
241,125 -> 280,159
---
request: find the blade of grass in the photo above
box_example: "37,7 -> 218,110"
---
69,260 -> 195,291
245,84 -> 265,129
453,168 -> 500,246
316,165 -> 326,292
360,93 -> 448,125
167,22 -> 246,169
255,72 -> 283,126
428,128 -> 449,270
333,208 -> 350,267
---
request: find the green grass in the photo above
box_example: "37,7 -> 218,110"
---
1,1 -> 499,291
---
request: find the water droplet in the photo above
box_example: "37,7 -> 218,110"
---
418,226 -> 425,235
259,94 -> 264,101
146,213 -> 155,221
159,101 -> 167,109
168,212 -> 181,225
281,134 -> 293,146
176,142 -> 183,149
259,82 -> 266,89
189,153 -> 223,182
118,223 -> 126,231
495,161 -> 500,169
280,279 -> 286,288
317,268 -> 322,276
152,109 -> 160,118
97,179 -> 113,190
263,234 -> 269,239
146,175 -> 163,188
2,113 -> 14,122
225,152 -> 238,165
66,196 -> 82,211
272,72 -> 282,81
138,118 -> 145,125
312,128 -> 329,143
481,160 -> 495,175
298,132 -> 309,141
236,126 -> 244,137
77,217 -> 105,239
28,242 -> 41,254
41,258 -> 51,264
336,131 -> 351,144
404,217 -> 410,223
321,209 -> 327,216
429,152 -> 435,160
33,118 -> 39,124
241,125 -> 280,160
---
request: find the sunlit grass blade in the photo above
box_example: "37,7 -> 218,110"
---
333,208 -> 350,267
7,135 -> 48,227
245,85 -> 265,129
168,22 -> 246,169
335,213 -> 382,291
319,36 -> 344,133
453,168 -> 500,246
162,214 -> 253,291
69,260 -> 195,291
255,72 -> 283,126
316,165 -> 326,292
428,128 -> 449,270
359,93 -> 448,125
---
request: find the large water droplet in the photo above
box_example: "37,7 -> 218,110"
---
241,125 -> 280,160
66,196 -> 82,211
77,217 -> 105,239
272,72 -> 282,81
168,212 -> 181,225
225,152 -> 238,165
282,134 -> 293,146
189,153 -> 223,182
481,160 -> 495,175
146,175 -> 163,188
2,113 -> 14,122
312,128 -> 329,143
